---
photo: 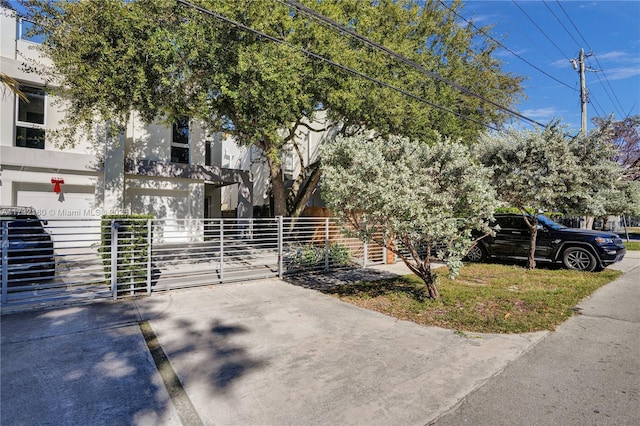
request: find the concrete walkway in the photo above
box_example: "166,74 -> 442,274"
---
434,251 -> 640,425
1,254 -> 637,425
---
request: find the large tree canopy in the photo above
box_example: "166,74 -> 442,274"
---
21,0 -> 524,216
320,133 -> 498,299
590,115 -> 640,218
475,122 -> 625,269
592,115 -> 640,181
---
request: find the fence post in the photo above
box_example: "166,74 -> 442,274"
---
324,218 -> 330,271
146,219 -> 152,295
219,219 -> 224,282
277,216 -> 283,278
111,220 -> 118,300
363,241 -> 368,268
1,222 -> 8,304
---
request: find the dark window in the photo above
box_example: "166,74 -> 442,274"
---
496,216 -> 528,230
171,116 -> 189,164
16,86 -> 46,149
15,127 -> 45,149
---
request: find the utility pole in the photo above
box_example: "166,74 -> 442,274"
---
571,48 -> 594,230
571,48 -> 593,135
579,48 -> 587,135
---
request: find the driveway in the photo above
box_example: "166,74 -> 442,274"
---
1,271 -> 546,425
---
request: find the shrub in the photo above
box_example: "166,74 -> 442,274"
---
99,214 -> 153,294
329,242 -> 351,266
290,242 -> 352,269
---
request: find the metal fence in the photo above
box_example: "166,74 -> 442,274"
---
1,217 -> 389,312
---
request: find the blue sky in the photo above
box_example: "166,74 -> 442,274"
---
8,1 -> 638,134
457,0 -> 640,133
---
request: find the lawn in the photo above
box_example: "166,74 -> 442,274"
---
330,263 -> 623,334
625,241 -> 640,251
622,227 -> 640,250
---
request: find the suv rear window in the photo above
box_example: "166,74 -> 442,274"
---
495,216 -> 527,230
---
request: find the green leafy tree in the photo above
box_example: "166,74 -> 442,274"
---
592,115 -> 640,181
589,116 -> 640,224
320,133 -> 498,299
20,0 -> 523,216
476,122 -> 624,269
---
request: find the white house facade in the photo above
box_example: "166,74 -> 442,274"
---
0,8 -> 328,227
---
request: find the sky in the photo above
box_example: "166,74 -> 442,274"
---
456,0 -> 640,133
7,0 -> 639,134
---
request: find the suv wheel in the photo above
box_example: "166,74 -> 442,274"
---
465,244 -> 487,262
562,247 -> 597,272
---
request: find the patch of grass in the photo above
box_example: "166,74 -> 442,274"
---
330,263 -> 622,334
623,241 -> 640,251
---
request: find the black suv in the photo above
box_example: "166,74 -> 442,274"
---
466,214 -> 626,272
1,206 -> 55,286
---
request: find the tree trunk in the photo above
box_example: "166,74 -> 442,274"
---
267,155 -> 287,217
290,164 -> 322,217
527,218 -> 538,270
404,260 -> 439,299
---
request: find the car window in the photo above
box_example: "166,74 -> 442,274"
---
537,215 -> 567,230
3,216 -> 46,234
496,216 -> 527,230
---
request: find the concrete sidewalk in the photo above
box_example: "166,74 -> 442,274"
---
1,254 -> 636,425
434,251 -> 640,425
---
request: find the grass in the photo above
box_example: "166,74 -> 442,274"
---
622,227 -> 640,251
625,241 -> 640,251
330,263 -> 623,334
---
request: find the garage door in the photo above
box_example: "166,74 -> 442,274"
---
17,189 -> 99,248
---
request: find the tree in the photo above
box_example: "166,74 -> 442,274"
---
0,72 -> 28,102
475,122 -> 623,269
590,116 -> 640,229
320,133 -> 498,299
20,0 -> 523,216
592,115 -> 640,181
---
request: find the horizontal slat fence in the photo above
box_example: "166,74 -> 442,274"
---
1,217 -> 391,312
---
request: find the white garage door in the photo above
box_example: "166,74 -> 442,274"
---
17,189 -> 99,248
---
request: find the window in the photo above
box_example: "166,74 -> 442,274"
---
171,116 -> 190,164
18,19 -> 45,44
16,85 -> 46,149
205,141 -> 212,166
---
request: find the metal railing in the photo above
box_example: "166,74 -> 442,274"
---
1,217 -> 390,312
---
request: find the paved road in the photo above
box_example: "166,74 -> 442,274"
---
434,251 -> 640,426
1,253 -> 637,425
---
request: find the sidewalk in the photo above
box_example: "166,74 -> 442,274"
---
434,251 -> 640,425
1,254 -> 637,425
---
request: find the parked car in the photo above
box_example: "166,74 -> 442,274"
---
466,214 -> 626,272
0,206 -> 55,286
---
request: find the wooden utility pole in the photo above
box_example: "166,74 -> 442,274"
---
572,48 -> 594,229
572,48 -> 593,135
579,48 -> 587,135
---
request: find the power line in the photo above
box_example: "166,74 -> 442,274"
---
281,0 -> 545,128
555,0 -> 626,118
585,55 -> 625,119
542,1 -> 581,50
511,0 -> 571,62
175,0 -> 499,131
437,0 -> 577,93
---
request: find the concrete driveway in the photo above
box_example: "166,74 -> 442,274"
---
1,269 -> 547,425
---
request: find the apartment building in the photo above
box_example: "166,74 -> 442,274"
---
1,7 -> 333,228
